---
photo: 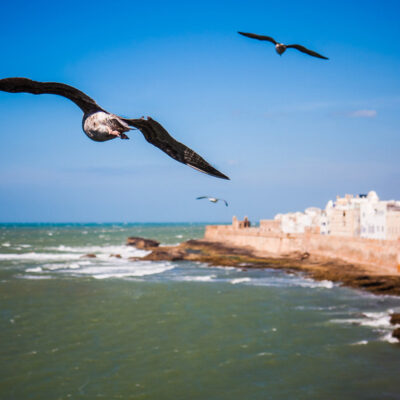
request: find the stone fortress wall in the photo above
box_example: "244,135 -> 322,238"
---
204,219 -> 400,275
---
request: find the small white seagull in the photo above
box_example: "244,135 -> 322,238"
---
0,77 -> 229,180
196,196 -> 228,207
238,31 -> 328,60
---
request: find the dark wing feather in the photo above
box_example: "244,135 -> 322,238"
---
222,199 -> 228,207
0,78 -> 103,114
123,117 -> 230,180
286,44 -> 328,60
196,196 -> 208,200
238,32 -> 277,44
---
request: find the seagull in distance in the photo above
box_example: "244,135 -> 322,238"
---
0,78 -> 229,180
238,32 -> 328,60
196,196 -> 228,207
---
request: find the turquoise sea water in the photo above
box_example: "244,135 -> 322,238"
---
1,224 -> 400,399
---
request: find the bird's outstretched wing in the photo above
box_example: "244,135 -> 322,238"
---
196,196 -> 209,200
238,32 -> 277,44
286,44 -> 328,60
221,199 -> 228,207
124,117 -> 230,180
0,78 -> 103,114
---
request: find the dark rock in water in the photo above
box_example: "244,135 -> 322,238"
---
390,313 -> 400,325
392,328 -> 400,342
129,247 -> 185,262
143,247 -> 185,261
81,253 -> 96,258
110,254 -> 122,259
126,237 -> 160,249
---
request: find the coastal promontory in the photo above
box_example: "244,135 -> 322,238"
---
127,238 -> 400,297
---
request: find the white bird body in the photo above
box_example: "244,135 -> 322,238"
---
82,111 -> 130,142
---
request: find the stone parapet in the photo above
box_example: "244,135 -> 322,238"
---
204,225 -> 400,275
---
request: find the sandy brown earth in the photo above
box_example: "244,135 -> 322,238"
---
128,238 -> 400,297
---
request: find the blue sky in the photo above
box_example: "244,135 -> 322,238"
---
0,0 -> 399,222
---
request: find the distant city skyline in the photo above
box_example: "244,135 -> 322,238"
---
265,189 -> 400,241
1,0 -> 399,222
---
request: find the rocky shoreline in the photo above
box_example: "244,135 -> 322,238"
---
127,237 -> 400,296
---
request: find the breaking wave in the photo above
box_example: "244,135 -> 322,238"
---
331,309 -> 400,344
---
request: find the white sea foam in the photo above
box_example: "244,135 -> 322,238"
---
46,244 -> 149,258
67,263 -> 81,269
20,275 -> 53,280
330,314 -> 392,328
318,280 -> 335,289
78,261 -> 92,266
181,275 -> 217,282
380,332 -> 399,344
244,275 -> 335,289
359,312 -> 392,328
0,244 -> 148,263
230,278 -> 251,284
41,261 -> 94,271
2,242 -> 11,247
0,253 -> 83,261
298,279 -> 334,289
331,309 -> 400,344
351,340 -> 368,345
20,257 -> 174,279
26,267 -> 43,273
85,262 -> 175,279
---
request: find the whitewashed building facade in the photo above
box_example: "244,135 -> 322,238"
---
272,191 -> 400,240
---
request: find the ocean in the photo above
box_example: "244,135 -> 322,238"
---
1,223 -> 400,399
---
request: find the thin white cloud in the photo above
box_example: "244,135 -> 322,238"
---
348,109 -> 377,118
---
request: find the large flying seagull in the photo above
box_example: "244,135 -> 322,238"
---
196,196 -> 228,207
238,32 -> 328,60
0,78 -> 229,180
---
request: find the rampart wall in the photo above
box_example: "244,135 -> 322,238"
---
204,225 -> 400,275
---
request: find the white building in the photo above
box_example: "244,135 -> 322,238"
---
325,190 -> 400,240
272,190 -> 400,240
360,192 -> 386,239
275,207 -> 323,234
